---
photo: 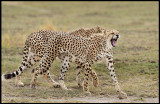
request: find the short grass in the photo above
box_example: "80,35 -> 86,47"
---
1,1 -> 159,103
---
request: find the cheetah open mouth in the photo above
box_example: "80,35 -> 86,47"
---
111,38 -> 117,47
111,35 -> 120,47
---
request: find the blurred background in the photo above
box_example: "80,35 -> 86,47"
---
2,1 -> 159,103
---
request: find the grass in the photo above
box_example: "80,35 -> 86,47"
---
1,1 -> 159,103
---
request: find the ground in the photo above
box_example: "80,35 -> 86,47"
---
1,1 -> 159,103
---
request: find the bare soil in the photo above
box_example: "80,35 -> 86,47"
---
2,94 -> 159,103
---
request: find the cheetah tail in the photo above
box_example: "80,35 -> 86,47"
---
1,74 -> 6,81
2,40 -> 30,81
1,73 -> 16,81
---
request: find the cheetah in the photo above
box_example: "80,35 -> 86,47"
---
31,29 -> 127,99
2,26 -> 105,89
2,28 -> 127,99
32,29 -> 127,98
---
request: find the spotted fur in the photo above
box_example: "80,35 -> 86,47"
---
30,29 -> 127,98
2,27 -> 127,99
2,26 -> 105,88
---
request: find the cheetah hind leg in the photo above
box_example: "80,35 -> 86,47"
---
76,67 -> 83,88
30,68 -> 39,89
58,55 -> 72,90
118,91 -> 127,99
43,70 -> 60,88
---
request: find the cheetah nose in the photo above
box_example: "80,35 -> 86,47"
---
116,35 -> 120,38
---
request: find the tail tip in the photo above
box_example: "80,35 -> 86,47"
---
1,74 -> 6,81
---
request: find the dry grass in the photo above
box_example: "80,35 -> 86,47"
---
2,1 -> 159,103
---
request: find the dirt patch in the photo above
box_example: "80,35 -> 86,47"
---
2,94 -> 159,103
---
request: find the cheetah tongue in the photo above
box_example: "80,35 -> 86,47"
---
113,40 -> 116,46
111,39 -> 117,47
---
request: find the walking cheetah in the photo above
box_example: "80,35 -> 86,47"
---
2,27 -> 127,99
29,29 -> 127,99
2,26 -> 105,89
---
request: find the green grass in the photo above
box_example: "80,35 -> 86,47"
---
2,1 -> 159,103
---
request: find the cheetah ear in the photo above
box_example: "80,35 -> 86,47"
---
96,26 -> 100,29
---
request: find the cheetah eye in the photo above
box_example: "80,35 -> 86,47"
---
111,33 -> 115,35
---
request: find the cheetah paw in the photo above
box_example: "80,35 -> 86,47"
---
16,81 -> 24,87
84,91 -> 91,96
93,79 -> 99,87
30,83 -> 36,89
53,84 -> 61,88
78,83 -> 83,88
66,88 -> 72,91
60,85 -> 72,90
118,91 -> 127,99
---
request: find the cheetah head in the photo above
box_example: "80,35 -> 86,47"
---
103,29 -> 120,47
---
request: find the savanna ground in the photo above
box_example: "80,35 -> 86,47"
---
1,1 -> 159,103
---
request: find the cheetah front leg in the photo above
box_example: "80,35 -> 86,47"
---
105,57 -> 127,99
